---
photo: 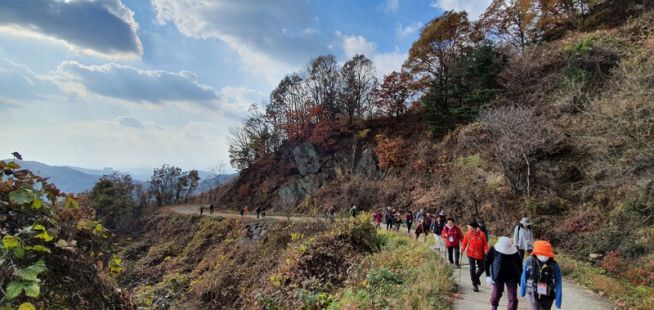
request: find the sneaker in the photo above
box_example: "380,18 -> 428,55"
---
473,284 -> 479,292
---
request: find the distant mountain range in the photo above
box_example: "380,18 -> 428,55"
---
5,160 -> 235,194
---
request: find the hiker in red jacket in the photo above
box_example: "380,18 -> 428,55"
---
442,218 -> 463,268
462,221 -> 489,292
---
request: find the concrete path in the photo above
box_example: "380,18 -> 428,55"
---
432,247 -> 614,310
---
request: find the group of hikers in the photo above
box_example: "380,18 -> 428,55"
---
370,207 -> 563,310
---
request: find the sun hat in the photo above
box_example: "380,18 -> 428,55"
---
519,217 -> 531,226
532,240 -> 555,258
439,210 -> 446,216
494,236 -> 518,255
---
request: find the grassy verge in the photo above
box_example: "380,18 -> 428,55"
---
557,255 -> 654,310
330,230 -> 455,309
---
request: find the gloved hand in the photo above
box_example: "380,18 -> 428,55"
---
486,277 -> 494,286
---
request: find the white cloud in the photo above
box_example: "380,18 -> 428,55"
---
151,0 -> 327,84
382,0 -> 400,13
116,116 -> 145,128
53,61 -> 219,107
0,59 -> 57,105
0,0 -> 142,58
337,33 -> 406,77
396,22 -> 423,38
430,0 -> 492,20
338,32 -> 377,59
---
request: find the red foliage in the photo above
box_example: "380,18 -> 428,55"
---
373,71 -> 410,118
412,159 -> 426,172
374,134 -> 406,169
308,119 -> 336,147
601,251 -> 627,275
238,184 -> 251,197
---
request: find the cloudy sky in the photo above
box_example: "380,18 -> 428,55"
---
0,0 -> 490,173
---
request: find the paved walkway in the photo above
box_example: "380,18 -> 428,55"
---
432,246 -> 614,310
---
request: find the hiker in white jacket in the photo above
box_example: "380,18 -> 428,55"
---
513,217 -> 534,260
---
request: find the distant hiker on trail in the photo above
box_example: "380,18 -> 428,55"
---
374,211 -> 383,229
385,207 -> 394,230
256,206 -> 261,218
513,217 -> 534,260
462,222 -> 489,292
485,236 -> 523,310
209,204 -> 214,214
437,210 -> 447,224
200,206 -> 204,215
349,205 -> 358,218
432,215 -> 444,251
394,212 -> 402,231
416,213 -> 432,242
240,207 -> 245,218
442,218 -> 463,267
520,240 -> 563,310
405,210 -> 414,233
416,208 -> 425,221
329,206 -> 336,218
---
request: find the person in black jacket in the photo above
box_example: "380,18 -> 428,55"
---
484,236 -> 522,310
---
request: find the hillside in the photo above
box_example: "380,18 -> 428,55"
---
218,9 -> 654,309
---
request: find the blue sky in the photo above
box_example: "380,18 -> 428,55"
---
0,0 -> 490,172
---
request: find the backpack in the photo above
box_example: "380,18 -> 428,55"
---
531,258 -> 556,299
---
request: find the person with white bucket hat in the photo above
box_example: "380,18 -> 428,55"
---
484,236 -> 523,310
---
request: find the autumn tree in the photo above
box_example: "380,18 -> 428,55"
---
306,55 -> 341,121
148,165 -> 199,206
373,71 -> 410,118
403,11 -> 472,95
89,173 -> 144,231
340,54 -> 377,124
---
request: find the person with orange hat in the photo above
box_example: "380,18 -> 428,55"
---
520,240 -> 563,310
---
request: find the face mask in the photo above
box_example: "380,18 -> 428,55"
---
537,255 -> 550,262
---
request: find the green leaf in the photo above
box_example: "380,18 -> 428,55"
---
18,302 -> 36,310
32,224 -> 46,231
31,245 -> 51,253
5,281 -> 23,300
34,231 -> 54,242
17,269 -> 39,282
23,282 -> 40,298
14,246 -> 25,258
9,188 -> 35,205
2,235 -> 20,250
27,260 -> 46,274
6,161 -> 20,169
31,197 -> 42,209
65,197 -> 79,209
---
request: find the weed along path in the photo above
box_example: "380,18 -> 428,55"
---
430,245 -> 614,310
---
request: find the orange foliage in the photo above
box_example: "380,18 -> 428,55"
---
601,251 -> 627,274
374,134 -> 407,169
238,184 -> 251,197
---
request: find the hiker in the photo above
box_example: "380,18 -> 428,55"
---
438,210 -> 447,224
405,210 -> 414,233
200,206 -> 204,215
349,205 -> 358,218
209,203 -> 214,214
394,212 -> 402,231
432,215 -> 444,251
416,208 -> 425,221
442,218 -> 463,267
415,217 -> 424,240
485,236 -> 523,310
478,219 -> 489,242
240,207 -> 245,218
329,206 -> 336,218
513,217 -> 534,260
385,207 -> 394,230
520,240 -> 563,310
261,209 -> 266,217
421,213 -> 433,242
256,206 -> 261,218
374,210 -> 383,228
462,222 -> 489,292
244,206 -> 249,216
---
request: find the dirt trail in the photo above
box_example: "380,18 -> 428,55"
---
166,204 -> 320,222
168,206 -> 614,309
433,246 -> 614,310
